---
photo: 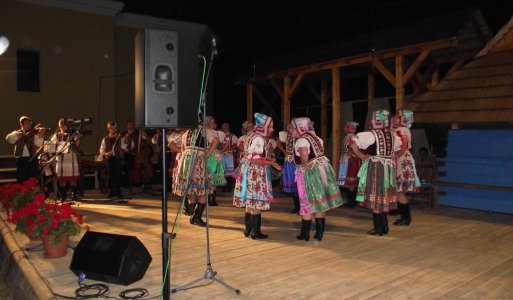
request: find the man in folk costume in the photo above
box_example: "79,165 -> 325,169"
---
6,116 -> 45,183
277,124 -> 300,213
349,110 -> 400,236
338,121 -> 361,207
173,120 -> 217,226
233,113 -> 282,239
99,121 -> 124,199
291,117 -> 343,241
391,110 -> 420,226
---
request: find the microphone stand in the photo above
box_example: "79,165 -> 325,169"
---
171,43 -> 241,296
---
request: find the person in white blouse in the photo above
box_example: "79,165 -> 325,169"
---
349,110 -> 401,236
233,113 -> 282,239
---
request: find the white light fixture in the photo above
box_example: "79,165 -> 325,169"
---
0,35 -> 9,56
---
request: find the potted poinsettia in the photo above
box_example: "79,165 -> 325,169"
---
0,177 -> 44,213
8,194 -> 83,247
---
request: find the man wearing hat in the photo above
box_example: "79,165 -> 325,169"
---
5,116 -> 45,182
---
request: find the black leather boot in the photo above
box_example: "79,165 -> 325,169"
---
296,219 -> 312,241
346,190 -> 357,207
313,218 -> 325,241
190,203 -> 206,227
250,214 -> 268,239
290,195 -> 300,213
59,186 -> 68,202
244,212 -> 252,237
382,214 -> 389,234
394,203 -> 411,226
208,192 -> 218,206
184,201 -> 195,216
367,213 -> 384,236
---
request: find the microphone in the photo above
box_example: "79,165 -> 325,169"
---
212,36 -> 218,56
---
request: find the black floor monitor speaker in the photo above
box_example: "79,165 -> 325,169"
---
69,231 -> 152,286
135,27 -> 213,128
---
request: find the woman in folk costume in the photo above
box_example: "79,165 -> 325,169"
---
233,113 -> 282,239
52,118 -> 81,201
349,110 -> 400,236
277,125 -> 300,213
205,116 -> 227,206
291,117 -> 343,241
391,110 -> 420,226
173,120 -> 217,226
337,121 -> 361,207
237,121 -> 253,162
220,122 -> 238,193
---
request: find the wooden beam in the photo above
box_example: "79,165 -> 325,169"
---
253,85 -> 281,124
368,72 -> 375,103
429,64 -> 440,89
289,73 -> 305,98
402,50 -> 431,85
395,55 -> 404,110
374,58 -> 396,87
320,81 -> 328,143
246,83 -> 253,122
264,38 -> 457,79
283,76 -> 291,128
269,78 -> 284,99
331,67 -> 341,170
446,59 -> 466,78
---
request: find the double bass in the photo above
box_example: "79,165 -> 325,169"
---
130,130 -> 154,185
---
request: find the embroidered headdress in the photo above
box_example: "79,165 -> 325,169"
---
397,109 -> 414,128
371,110 -> 390,130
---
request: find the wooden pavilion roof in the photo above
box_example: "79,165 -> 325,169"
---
237,6 -> 492,83
408,16 -> 513,124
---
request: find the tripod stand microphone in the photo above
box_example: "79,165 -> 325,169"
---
171,38 -> 240,296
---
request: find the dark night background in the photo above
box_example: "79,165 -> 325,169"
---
120,0 -> 512,134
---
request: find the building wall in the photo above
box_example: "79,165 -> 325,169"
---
0,0 -> 118,155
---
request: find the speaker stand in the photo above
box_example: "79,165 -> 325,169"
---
171,51 -> 240,296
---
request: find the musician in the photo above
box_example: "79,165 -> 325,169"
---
99,121 -> 123,199
121,120 -> 137,192
5,116 -> 45,183
51,118 -> 81,201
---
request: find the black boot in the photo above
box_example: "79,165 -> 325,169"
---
296,219 -> 312,241
313,218 -> 325,241
190,203 -> 206,227
394,203 -> 411,226
71,186 -> 78,201
208,192 -> 218,206
244,212 -> 252,237
59,186 -> 68,202
382,214 -> 389,234
346,190 -> 357,207
184,201 -> 195,216
367,213 -> 384,236
250,214 -> 268,239
290,195 -> 300,213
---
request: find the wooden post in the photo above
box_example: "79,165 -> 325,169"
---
395,55 -> 404,111
320,81 -> 328,143
331,67 -> 341,170
432,63 -> 440,87
283,76 -> 291,129
246,82 -> 253,122
368,72 -> 375,104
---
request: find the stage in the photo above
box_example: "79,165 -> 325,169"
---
1,189 -> 513,299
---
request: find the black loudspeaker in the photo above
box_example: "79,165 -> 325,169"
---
69,231 -> 152,286
135,27 -> 212,128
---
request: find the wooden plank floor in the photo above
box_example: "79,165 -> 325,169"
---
8,189 -> 513,300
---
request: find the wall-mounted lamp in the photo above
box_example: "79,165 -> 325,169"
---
0,35 -> 10,56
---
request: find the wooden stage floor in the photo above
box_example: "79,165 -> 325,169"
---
9,189 -> 513,299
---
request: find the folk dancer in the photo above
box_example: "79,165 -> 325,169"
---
337,121 -> 361,207
291,117 -> 343,241
233,113 -> 282,239
6,116 -> 45,183
206,116 -> 227,206
349,110 -> 400,236
392,110 -> 420,226
277,125 -> 300,213
220,122 -> 238,193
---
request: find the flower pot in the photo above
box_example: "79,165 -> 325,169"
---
42,234 -> 69,258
